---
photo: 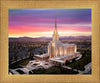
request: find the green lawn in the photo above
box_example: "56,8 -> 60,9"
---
20,58 -> 31,66
66,48 -> 91,71
32,66 -> 78,74
9,57 -> 32,69
67,55 -> 91,70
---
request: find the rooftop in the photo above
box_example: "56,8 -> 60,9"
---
63,43 -> 76,47
34,53 -> 49,58
49,52 -> 80,63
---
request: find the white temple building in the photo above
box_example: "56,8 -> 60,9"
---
9,17 -> 82,74
34,17 -> 81,66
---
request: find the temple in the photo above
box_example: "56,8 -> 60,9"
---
34,17 -> 82,66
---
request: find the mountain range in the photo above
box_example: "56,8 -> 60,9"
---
9,36 -> 91,42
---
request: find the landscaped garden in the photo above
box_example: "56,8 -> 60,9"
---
9,57 -> 32,69
67,48 -> 91,71
32,66 -> 78,74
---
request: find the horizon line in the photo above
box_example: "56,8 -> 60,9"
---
8,35 -> 91,38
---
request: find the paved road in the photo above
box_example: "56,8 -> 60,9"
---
78,62 -> 91,74
63,62 -> 91,74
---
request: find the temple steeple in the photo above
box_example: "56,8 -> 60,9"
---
53,17 -> 59,42
55,17 -> 57,29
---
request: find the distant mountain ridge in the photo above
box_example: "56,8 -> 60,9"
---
9,36 -> 91,42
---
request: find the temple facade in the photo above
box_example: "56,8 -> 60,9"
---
34,17 -> 82,65
48,17 -> 77,58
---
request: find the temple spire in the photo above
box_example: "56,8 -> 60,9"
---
55,17 -> 57,29
54,17 -> 58,34
52,17 -> 59,41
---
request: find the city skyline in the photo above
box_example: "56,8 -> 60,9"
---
9,9 -> 91,38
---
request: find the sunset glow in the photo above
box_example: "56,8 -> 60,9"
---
9,9 -> 91,38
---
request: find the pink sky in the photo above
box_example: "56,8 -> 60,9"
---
9,9 -> 91,38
